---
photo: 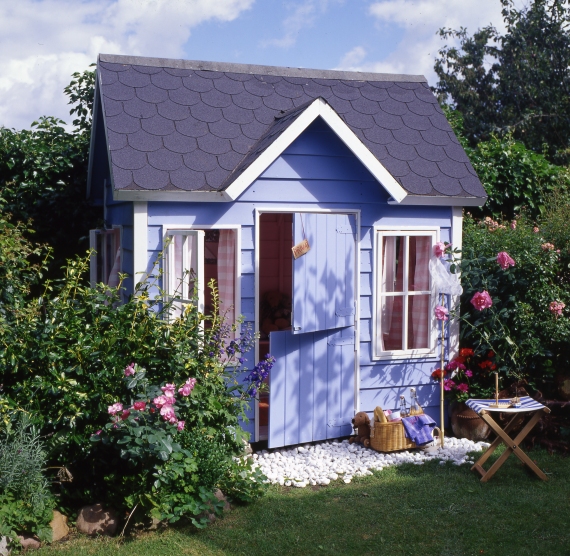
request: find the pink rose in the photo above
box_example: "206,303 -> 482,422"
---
541,243 -> 555,251
108,402 -> 123,415
121,410 -> 131,420
133,401 -> 146,411
95,430 -> 102,436
433,241 -> 447,258
549,301 -> 565,318
470,291 -> 493,311
152,396 -> 169,409
161,383 -> 176,398
177,420 -> 185,431
496,251 -> 515,270
434,305 -> 449,321
124,363 -> 135,377
510,220 -> 517,230
178,378 -> 197,397
533,227 -> 540,233
160,405 -> 177,424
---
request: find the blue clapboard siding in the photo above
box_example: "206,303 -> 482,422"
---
107,117 -> 457,445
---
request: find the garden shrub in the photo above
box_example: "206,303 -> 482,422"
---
0,243 -> 270,519
458,211 -> 570,392
0,413 -> 54,545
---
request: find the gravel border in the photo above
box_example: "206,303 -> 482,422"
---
252,437 -> 490,487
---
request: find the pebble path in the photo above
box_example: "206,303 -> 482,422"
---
252,437 -> 490,488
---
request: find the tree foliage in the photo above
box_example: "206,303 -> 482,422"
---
0,67 -> 98,276
434,0 -> 570,163
444,107 -> 570,220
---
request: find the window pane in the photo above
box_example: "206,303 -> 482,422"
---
382,236 -> 404,293
407,236 -> 431,292
381,295 -> 403,350
407,294 -> 430,349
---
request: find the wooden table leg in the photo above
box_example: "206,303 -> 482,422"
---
471,413 -> 523,468
471,409 -> 549,482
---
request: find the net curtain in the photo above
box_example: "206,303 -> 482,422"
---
172,229 -> 236,325
381,236 -> 430,351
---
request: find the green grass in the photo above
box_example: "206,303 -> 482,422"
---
38,447 -> 570,556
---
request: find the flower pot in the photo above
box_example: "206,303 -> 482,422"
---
449,402 -> 491,441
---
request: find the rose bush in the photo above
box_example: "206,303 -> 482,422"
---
0,246 -> 272,515
92,363 -> 267,526
457,212 -> 570,391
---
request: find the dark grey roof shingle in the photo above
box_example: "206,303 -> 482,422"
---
95,54 -> 486,200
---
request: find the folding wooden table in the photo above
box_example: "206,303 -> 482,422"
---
465,396 -> 550,482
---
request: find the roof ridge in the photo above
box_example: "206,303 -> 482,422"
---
98,53 -> 427,83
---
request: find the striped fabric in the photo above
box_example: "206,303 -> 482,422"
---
217,230 -> 236,328
466,396 -> 546,414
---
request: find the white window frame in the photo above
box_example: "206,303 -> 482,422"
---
373,226 -> 439,360
89,226 -> 122,287
163,225 -> 241,322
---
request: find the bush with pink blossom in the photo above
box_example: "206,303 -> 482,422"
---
459,213 -> 570,391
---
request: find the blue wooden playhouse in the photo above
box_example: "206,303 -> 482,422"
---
87,54 -> 487,448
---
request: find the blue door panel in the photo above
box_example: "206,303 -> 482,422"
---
268,327 -> 355,448
293,213 -> 356,334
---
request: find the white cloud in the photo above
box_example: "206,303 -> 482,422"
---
263,0 -> 343,49
337,0 -> 510,83
0,0 -> 255,130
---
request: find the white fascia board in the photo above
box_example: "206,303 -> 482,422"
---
317,101 -> 407,203
388,195 -> 487,207
225,98 -> 408,202
112,188 -> 230,202
224,99 -> 323,200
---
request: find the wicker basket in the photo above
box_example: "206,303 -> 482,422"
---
370,419 -> 416,452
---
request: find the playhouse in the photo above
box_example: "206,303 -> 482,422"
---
87,54 -> 487,448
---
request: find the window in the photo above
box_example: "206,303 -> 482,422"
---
90,227 -> 121,287
164,228 -> 238,322
374,229 -> 437,358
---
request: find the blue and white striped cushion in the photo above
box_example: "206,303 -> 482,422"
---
466,396 -> 545,414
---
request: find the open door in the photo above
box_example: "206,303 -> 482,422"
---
269,213 -> 357,448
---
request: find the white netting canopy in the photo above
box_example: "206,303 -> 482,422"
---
429,256 -> 463,296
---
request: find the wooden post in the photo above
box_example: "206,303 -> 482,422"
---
440,292 -> 445,448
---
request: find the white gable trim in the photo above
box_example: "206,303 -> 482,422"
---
224,98 -> 407,202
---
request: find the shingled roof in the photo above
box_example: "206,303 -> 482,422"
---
89,53 -> 487,205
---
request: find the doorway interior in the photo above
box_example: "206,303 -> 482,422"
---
257,213 -> 293,440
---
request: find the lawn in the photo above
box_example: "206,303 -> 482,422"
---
37,446 -> 569,556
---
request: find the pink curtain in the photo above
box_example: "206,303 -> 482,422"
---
408,236 -> 431,349
217,230 -> 236,326
381,237 -> 404,351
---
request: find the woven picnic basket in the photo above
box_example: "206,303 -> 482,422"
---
369,419 -> 415,452
369,405 -> 418,452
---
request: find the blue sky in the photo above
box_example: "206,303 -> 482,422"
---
0,0 -> 509,130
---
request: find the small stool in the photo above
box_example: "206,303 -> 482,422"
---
465,396 -> 550,482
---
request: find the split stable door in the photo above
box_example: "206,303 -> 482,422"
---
268,212 -> 357,448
